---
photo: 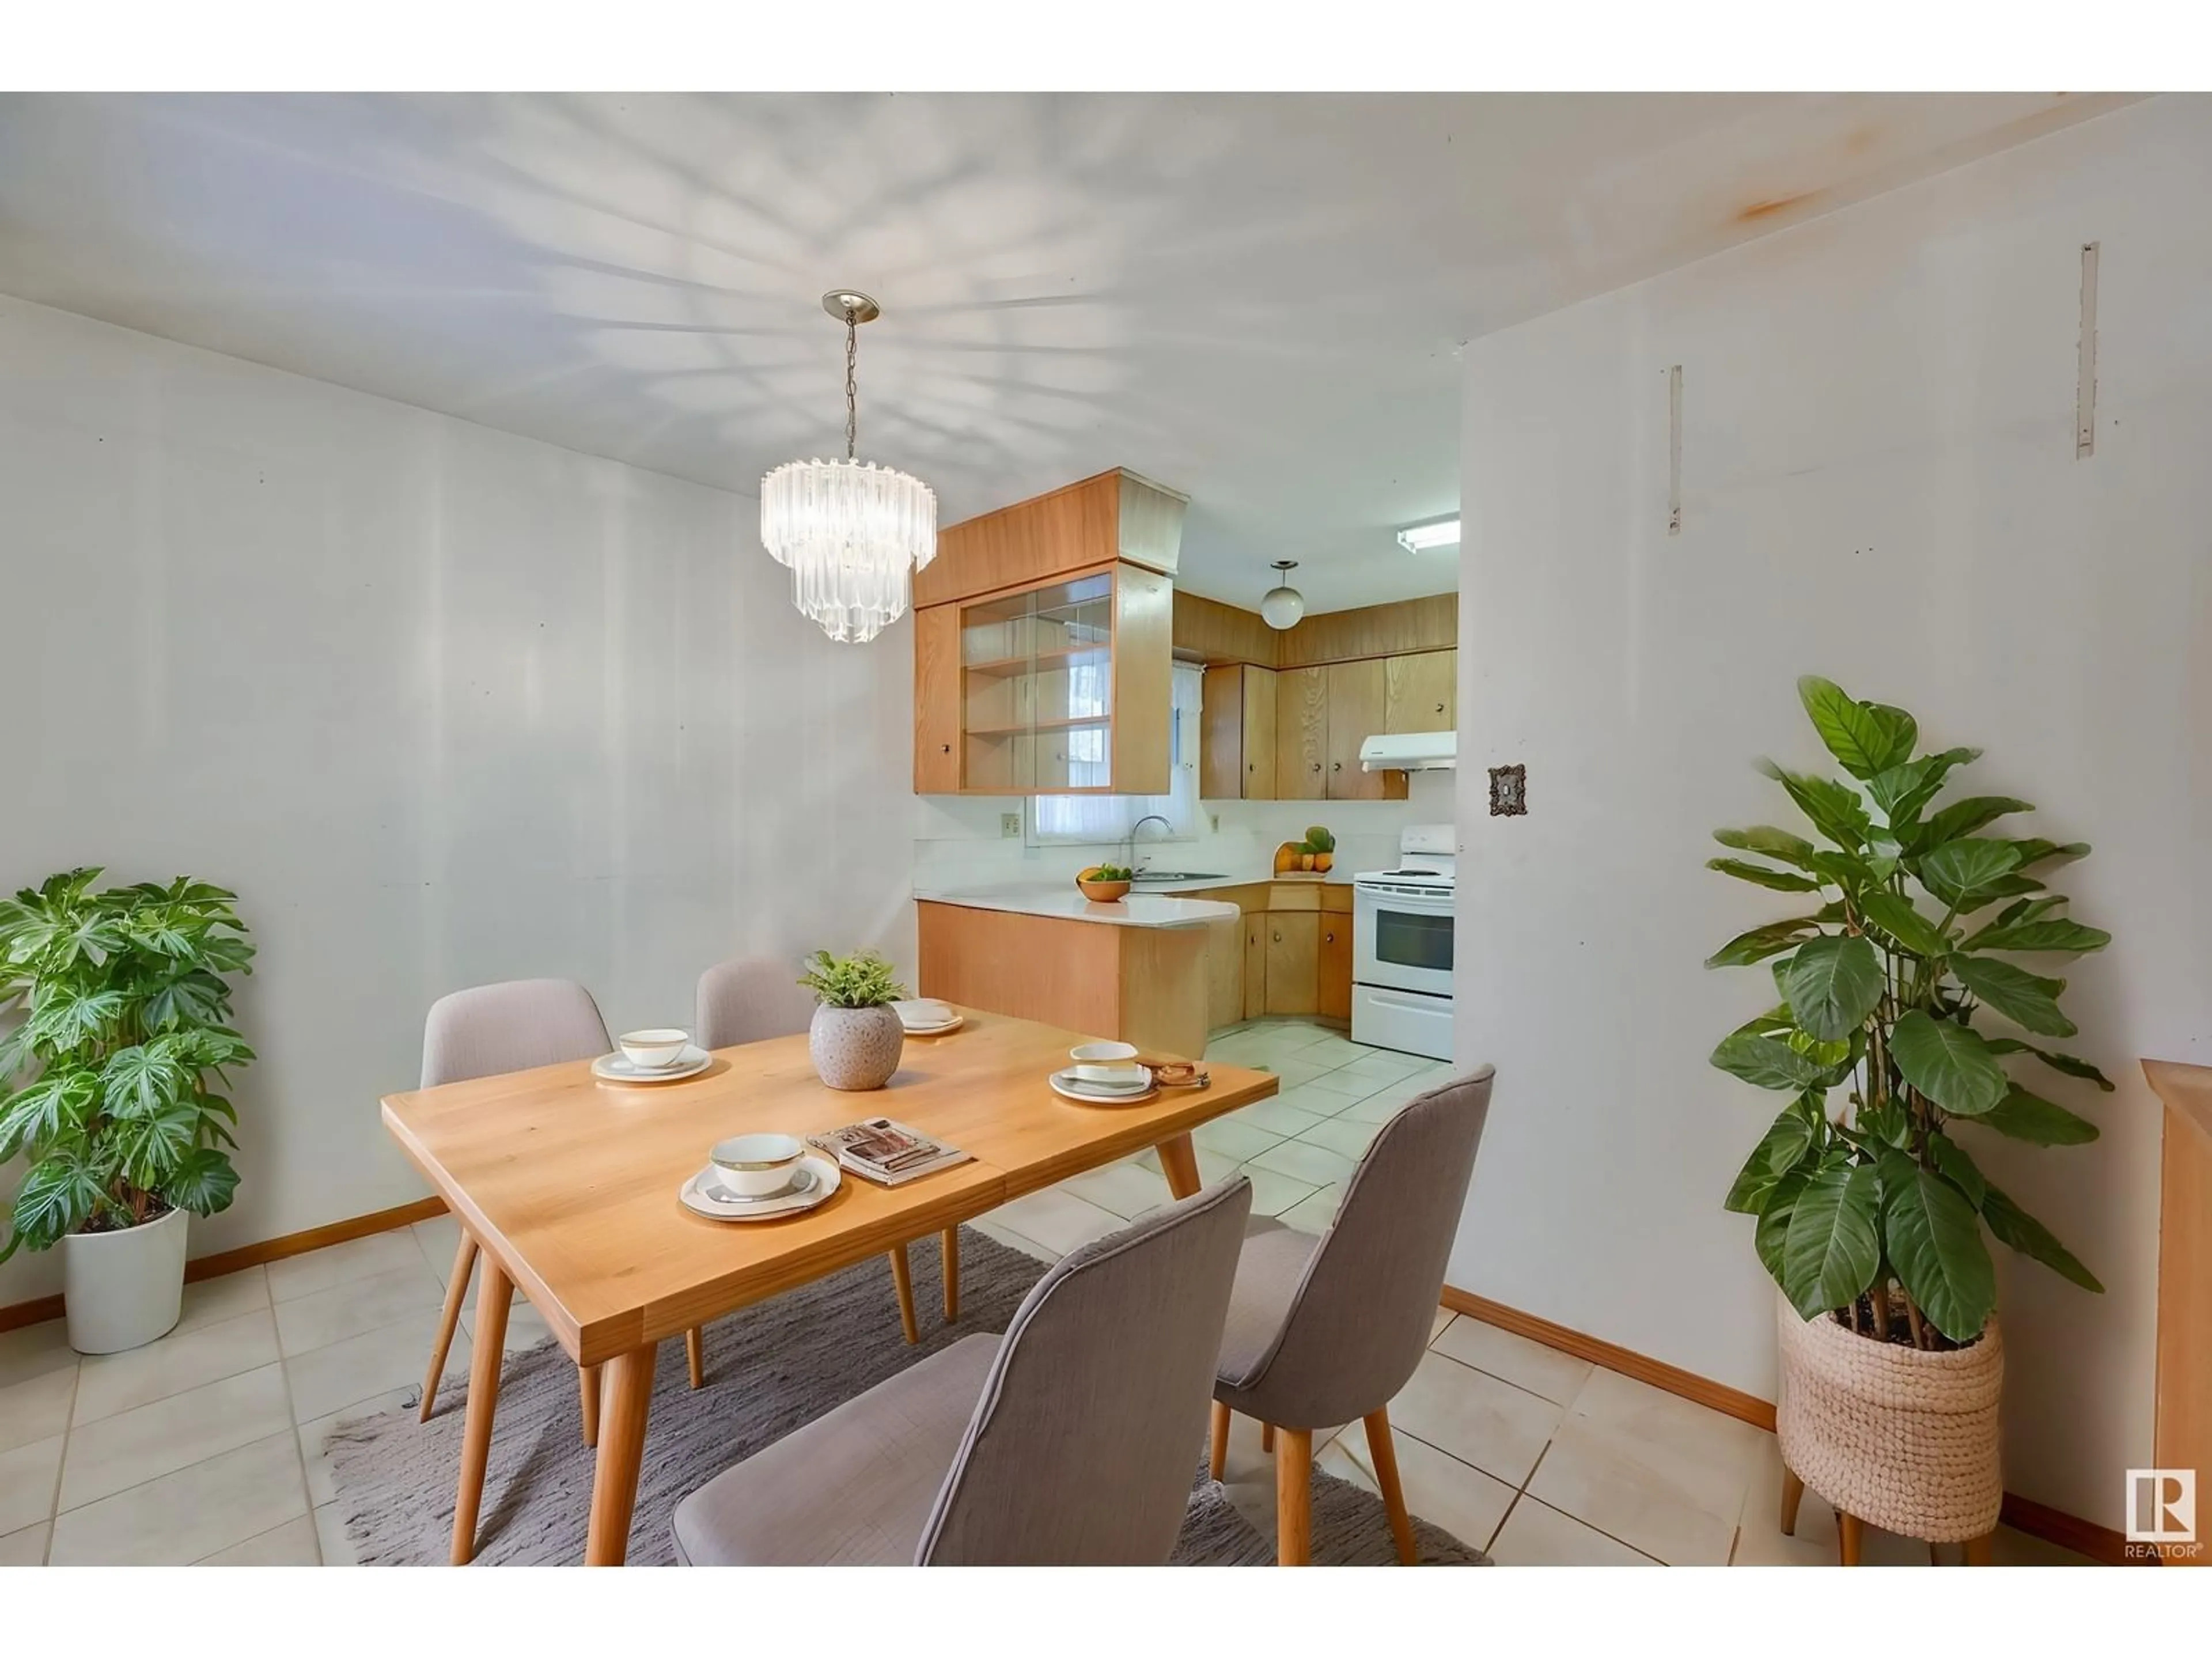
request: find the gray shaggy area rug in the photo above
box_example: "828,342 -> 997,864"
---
325,1225 -> 1484,1566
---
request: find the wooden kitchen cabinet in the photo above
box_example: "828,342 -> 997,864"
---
1384,649 -> 1456,734
1263,912 -> 1322,1016
1205,912 -> 1244,1032
1200,662 -> 1277,800
1243,915 -> 1269,1021
1325,658 -> 1406,801
912,560 -> 1173,795
1274,665 -> 1329,799
1318,915 -> 1352,1021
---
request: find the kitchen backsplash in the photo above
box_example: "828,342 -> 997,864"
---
912,771 -> 1456,891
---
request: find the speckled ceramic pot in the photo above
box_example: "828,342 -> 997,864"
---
809,1003 -> 905,1091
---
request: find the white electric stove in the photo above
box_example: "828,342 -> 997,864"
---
1350,824 -> 1456,1061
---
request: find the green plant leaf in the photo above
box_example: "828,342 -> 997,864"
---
162,1147 -> 240,1216
1880,1152 -> 1997,1340
1711,1033 -> 1831,1092
1706,858 -> 1823,893
1724,1103 -> 1820,1213
141,968 -> 233,1032
1966,1086 -> 2101,1146
1889,1011 -> 2009,1116
1782,934 -> 1885,1042
1980,1037 -> 2115,1092
1918,838 -> 2024,908
116,1096 -> 198,1190
101,1044 -> 188,1119
0,1070 -> 98,1163
1866,747 -> 1981,825
1960,918 -> 2112,955
1797,677 -> 1916,779
1980,1182 -> 2102,1293
1730,1003 -> 1797,1040
1857,890 -> 1951,958
1755,1170 -> 1809,1282
5,1149 -> 108,1258
1713,826 -> 1820,870
1780,1164 -> 1881,1318
1927,1132 -> 1988,1207
1705,916 -> 1823,969
1758,762 -> 1873,851
1913,796 -> 2033,852
2006,839 -> 2089,871
1951,955 -> 2076,1037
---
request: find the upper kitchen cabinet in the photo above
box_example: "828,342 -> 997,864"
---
1200,662 -> 1277,800
1324,658 -> 1404,801
1384,649 -> 1457,734
912,469 -> 1185,796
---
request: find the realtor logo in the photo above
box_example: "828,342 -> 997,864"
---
2126,1469 -> 2196,1546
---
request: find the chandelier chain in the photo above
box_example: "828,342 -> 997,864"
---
844,308 -> 859,461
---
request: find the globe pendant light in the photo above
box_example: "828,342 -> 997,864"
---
760,291 -> 938,644
1259,560 -> 1306,630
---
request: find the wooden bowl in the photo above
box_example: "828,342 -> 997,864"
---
1075,878 -> 1132,902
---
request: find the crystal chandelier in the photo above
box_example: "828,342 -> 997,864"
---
760,291 -> 937,643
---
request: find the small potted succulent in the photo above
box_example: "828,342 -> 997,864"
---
1,870 -> 256,1353
798,948 -> 907,1091
1074,864 -> 1135,902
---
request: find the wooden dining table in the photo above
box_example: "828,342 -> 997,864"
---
378,1006 -> 1279,1565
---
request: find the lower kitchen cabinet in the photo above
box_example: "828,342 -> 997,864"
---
1243,915 -> 1268,1021
1206,913 -> 1245,1032
1319,915 -> 1352,1021
1263,912 -> 1321,1017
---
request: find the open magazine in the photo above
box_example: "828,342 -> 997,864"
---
805,1117 -> 972,1187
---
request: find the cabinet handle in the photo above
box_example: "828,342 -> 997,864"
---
1311,762 -> 1321,772
1434,702 -> 1445,713
941,744 -> 951,753
1332,762 -> 1341,771
1325,931 -> 1336,943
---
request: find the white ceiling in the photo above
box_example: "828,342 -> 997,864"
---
0,92 -> 2131,613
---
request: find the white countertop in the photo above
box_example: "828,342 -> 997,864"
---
914,885 -> 1239,927
1116,869 -> 1358,893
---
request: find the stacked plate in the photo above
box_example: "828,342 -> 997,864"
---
1050,1041 -> 1157,1105
893,998 -> 963,1036
679,1152 -> 842,1222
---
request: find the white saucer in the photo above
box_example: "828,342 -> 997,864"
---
680,1151 -> 842,1221
1049,1067 -> 1158,1106
593,1044 -> 711,1085
902,1014 -> 964,1036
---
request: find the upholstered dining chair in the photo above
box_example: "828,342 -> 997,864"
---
1209,1065 -> 1495,1565
694,956 -> 952,1347
671,1175 -> 1253,1565
416,978 -> 706,1441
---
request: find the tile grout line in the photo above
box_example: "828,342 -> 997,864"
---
43,1349 -> 81,1564
271,1264 -> 324,1566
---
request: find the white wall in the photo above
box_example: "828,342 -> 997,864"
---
1451,94 -> 2212,1522
0,297 -> 917,1307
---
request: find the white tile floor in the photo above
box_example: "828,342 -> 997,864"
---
0,1017 -> 2089,1567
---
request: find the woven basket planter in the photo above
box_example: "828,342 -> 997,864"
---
1774,1292 -> 2003,1543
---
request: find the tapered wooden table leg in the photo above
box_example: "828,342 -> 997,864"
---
888,1245 -> 921,1344
1364,1408 -> 1419,1565
1276,1427 -> 1313,1566
1209,1400 -> 1230,1481
1157,1132 -> 1203,1200
450,1255 -> 512,1565
421,1232 -> 478,1422
578,1363 -> 600,1448
585,1343 -> 658,1566
1838,1512 -> 1864,1566
685,1327 -> 705,1389
1964,1531 -> 1994,1565
941,1227 -> 960,1323
1779,1463 -> 1805,1535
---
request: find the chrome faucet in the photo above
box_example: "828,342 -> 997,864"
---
1122,814 -> 1173,873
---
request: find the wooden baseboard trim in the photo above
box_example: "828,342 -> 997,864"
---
0,1196 -> 448,1334
1440,1283 -> 2142,1567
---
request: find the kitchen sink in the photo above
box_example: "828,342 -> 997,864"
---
1130,872 -> 1230,883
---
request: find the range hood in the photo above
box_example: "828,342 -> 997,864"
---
1360,731 -> 1457,772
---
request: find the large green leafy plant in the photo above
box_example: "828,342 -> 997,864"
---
797,948 -> 906,1009
1710,679 -> 2107,1348
0,870 -> 255,1260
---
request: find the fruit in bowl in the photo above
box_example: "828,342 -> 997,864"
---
1075,863 -> 1135,902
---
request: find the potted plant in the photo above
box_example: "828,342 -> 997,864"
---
1708,678 -> 2108,1557
798,948 -> 907,1091
0,870 -> 256,1354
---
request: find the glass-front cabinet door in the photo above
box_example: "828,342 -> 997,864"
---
935,560 -> 1171,795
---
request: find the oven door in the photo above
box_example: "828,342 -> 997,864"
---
1354,882 -> 1455,997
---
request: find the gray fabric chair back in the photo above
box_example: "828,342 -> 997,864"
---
420,978 -> 612,1089
915,1177 -> 1254,1565
694,956 -> 815,1050
1244,1066 -> 1494,1428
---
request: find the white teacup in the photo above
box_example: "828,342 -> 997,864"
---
618,1029 -> 690,1069
1070,1040 -> 1140,1084
710,1133 -> 806,1199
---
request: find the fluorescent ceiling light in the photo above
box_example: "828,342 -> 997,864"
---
1396,517 -> 1461,555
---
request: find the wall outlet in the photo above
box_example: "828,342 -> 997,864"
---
1000,812 -> 1022,839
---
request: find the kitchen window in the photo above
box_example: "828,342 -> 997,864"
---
1029,664 -> 1202,846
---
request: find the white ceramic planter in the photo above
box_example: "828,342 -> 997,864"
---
62,1205 -> 188,1355
809,1004 -> 905,1091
